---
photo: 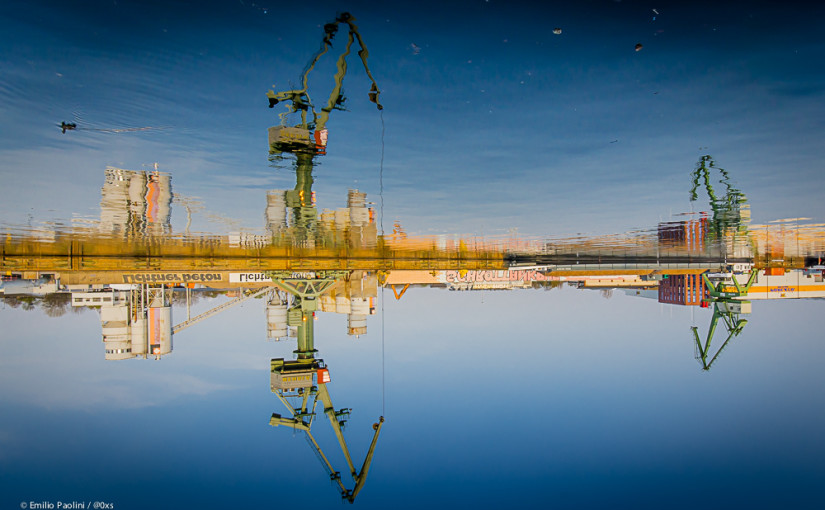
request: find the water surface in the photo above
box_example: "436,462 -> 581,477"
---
2,1 -> 825,509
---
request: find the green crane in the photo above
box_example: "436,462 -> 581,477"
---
266,270 -> 385,503
691,269 -> 758,370
265,12 -> 382,246
689,155 -> 750,242
266,12 -> 382,142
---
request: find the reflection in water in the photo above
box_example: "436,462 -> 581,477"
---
3,164 -> 825,502
100,166 -> 172,238
265,12 -> 382,249
0,171 -> 504,272
265,11 -> 382,136
3,9 -> 825,507
690,155 -> 750,245
3,149 -> 825,366
3,73 -> 825,501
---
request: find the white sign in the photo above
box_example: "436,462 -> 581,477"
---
230,273 -> 274,283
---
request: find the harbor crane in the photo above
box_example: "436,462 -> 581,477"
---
263,20 -> 385,499
691,268 -> 758,370
690,155 -> 750,242
172,287 -> 270,334
265,12 -> 382,245
266,270 -> 384,503
266,11 -> 382,154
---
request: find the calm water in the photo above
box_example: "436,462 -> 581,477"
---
2,1 -> 825,509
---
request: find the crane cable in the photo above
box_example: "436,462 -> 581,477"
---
381,285 -> 386,417
379,109 -> 385,238
379,107 -> 386,417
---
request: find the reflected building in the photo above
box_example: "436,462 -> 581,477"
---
327,190 -> 377,250
750,220 -> 825,269
232,187 -> 378,251
264,190 -> 288,237
658,214 -> 708,253
100,166 -> 172,236
262,187 -> 377,250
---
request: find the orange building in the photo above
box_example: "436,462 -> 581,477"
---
658,214 -> 708,252
658,274 -> 709,306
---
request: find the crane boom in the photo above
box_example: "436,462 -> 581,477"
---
689,269 -> 758,370
267,11 -> 382,155
270,358 -> 385,503
172,287 -> 269,334
348,416 -> 384,503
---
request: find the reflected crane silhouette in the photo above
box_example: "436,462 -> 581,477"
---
690,155 -> 750,242
265,12 -> 382,247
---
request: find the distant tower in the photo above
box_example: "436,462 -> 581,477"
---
144,286 -> 173,357
349,189 -> 377,249
346,270 -> 378,336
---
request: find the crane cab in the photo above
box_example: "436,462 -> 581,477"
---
270,357 -> 330,392
268,126 -> 314,154
268,126 -> 328,155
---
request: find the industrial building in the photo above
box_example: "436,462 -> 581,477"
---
100,166 -> 172,236
658,274 -> 710,306
69,286 -> 173,360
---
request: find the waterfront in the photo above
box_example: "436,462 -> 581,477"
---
2,1 -> 825,508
